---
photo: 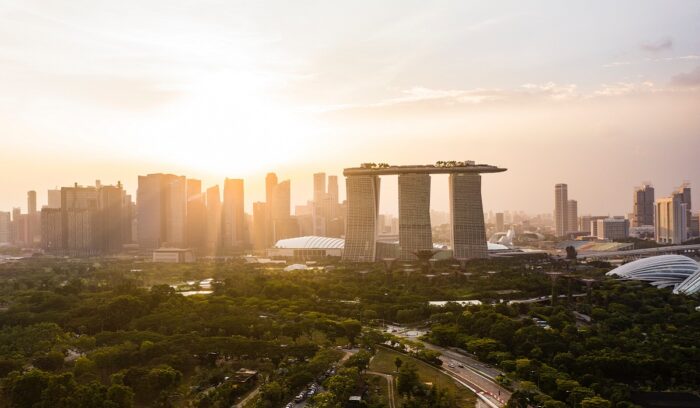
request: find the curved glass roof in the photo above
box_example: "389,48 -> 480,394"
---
274,236 -> 345,249
674,268 -> 700,295
607,255 -> 700,290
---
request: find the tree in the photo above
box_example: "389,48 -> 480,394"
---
345,350 -> 371,371
394,357 -> 403,372
581,397 -> 612,408
340,319 -> 362,345
396,362 -> 421,397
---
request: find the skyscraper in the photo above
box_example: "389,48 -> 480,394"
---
655,195 -> 688,244
222,178 -> 245,250
633,184 -> 655,227
343,175 -> 380,262
137,173 -> 187,250
450,173 -> 487,259
98,184 -> 124,253
554,184 -> 568,237
398,173 -> 432,260
205,185 -> 222,254
27,190 -> 39,245
61,183 -> 99,255
495,212 -> 504,232
0,211 -> 11,244
313,172 -> 326,204
185,179 -> 206,251
252,202 -> 269,250
567,200 -> 578,233
674,183 -> 692,232
47,189 -> 61,209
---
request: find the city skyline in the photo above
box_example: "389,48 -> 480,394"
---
1,1 -> 700,215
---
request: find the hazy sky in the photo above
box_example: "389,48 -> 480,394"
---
1,0 -> 699,216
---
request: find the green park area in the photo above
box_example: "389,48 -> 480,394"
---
369,347 -> 476,407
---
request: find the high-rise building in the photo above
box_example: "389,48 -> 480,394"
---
137,174 -> 187,250
495,212 -> 504,232
252,202 -> 269,250
690,213 -> 700,238
579,215 -> 607,235
450,173 -> 487,259
47,189 -> 61,209
343,175 -> 380,262
398,173 -> 432,260
40,208 -> 62,251
673,183 -> 692,232
567,200 -> 578,233
328,175 -> 339,203
11,208 -> 28,246
61,184 -> 99,255
633,184 -> 655,227
596,217 -> 629,240
27,190 -> 39,245
554,184 -> 568,237
655,195 -> 688,244
222,178 -> 245,250
185,179 -> 206,251
98,184 -> 124,253
313,172 -> 326,204
0,211 -> 11,244
205,185 -> 222,254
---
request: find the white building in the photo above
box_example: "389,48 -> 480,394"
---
655,195 -> 688,244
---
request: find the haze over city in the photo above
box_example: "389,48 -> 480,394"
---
2,1 -> 700,215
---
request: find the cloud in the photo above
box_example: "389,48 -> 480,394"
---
671,66 -> 700,86
641,38 -> 673,53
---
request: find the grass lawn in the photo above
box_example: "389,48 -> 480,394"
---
369,347 -> 476,408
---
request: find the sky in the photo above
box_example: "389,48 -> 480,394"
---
1,0 -> 699,216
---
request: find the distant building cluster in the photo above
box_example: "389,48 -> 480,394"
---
550,182 -> 697,245
0,171 -> 345,258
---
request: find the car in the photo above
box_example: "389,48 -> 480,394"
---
458,364 -> 464,368
285,403 -> 293,408
448,363 -> 455,368
294,392 -> 306,402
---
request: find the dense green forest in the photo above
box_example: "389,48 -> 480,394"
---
0,256 -> 696,407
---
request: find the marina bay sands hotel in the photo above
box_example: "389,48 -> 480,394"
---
342,162 -> 506,262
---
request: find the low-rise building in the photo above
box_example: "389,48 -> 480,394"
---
152,248 -> 195,263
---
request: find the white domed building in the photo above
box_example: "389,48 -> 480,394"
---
606,255 -> 700,294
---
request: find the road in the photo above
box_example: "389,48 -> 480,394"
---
366,370 -> 396,408
387,326 -> 511,407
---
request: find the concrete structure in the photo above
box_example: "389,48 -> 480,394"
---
152,248 -> 195,263
656,195 -> 688,244
633,184 -> 655,227
185,179 -> 206,251
205,185 -> 222,253
398,173 -> 432,260
596,217 -> 629,240
343,175 -> 381,262
495,212 -> 504,232
674,183 -> 692,232
343,162 -> 505,262
137,174 -> 187,250
580,215 -> 608,236
554,184 -> 568,237
0,211 -> 11,244
47,189 -> 61,209
222,178 -> 245,250
567,200 -> 578,233
450,173 -> 488,259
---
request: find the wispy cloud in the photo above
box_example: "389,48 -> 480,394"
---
671,66 -> 700,86
641,37 -> 673,53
